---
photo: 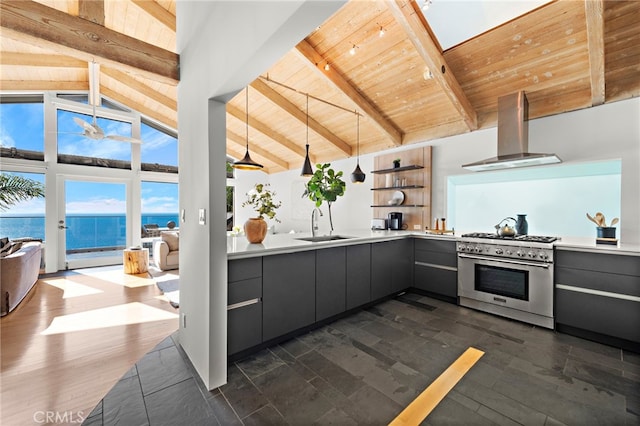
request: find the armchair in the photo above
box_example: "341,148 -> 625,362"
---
153,231 -> 179,271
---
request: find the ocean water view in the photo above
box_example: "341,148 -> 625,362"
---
0,214 -> 179,250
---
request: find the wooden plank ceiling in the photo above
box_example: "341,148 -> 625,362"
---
1,0 -> 638,174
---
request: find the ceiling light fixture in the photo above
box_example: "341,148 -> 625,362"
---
423,67 -> 433,80
301,94 -> 314,176
324,63 -> 330,71
350,112 -> 366,183
233,87 -> 263,171
422,0 -> 433,11
349,44 -> 357,55
379,26 -> 386,38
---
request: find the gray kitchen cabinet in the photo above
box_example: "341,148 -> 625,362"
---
371,239 -> 413,300
227,257 -> 262,356
316,247 -> 347,321
392,238 -> 414,293
413,239 -> 458,302
346,244 -> 371,309
555,250 -> 640,351
262,251 -> 316,342
371,241 -> 395,300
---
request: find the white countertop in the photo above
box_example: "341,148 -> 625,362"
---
554,236 -> 640,256
227,229 -> 640,258
227,229 -> 456,259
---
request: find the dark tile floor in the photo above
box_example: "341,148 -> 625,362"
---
84,293 -> 640,425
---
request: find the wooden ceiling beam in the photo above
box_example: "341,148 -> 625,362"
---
585,0 -> 605,106
294,39 -> 403,146
251,78 -> 352,156
0,80 -> 87,91
78,0 -> 105,26
132,0 -> 176,32
226,103 -> 313,162
101,86 -> 177,130
102,67 -> 177,111
0,52 -> 86,68
387,0 -> 477,131
227,130 -> 290,170
0,0 -> 179,84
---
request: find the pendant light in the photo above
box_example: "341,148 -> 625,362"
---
350,112 -> 366,183
233,87 -> 263,170
301,94 -> 314,176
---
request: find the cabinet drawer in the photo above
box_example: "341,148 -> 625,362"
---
228,301 -> 262,355
414,249 -> 457,267
414,264 -> 457,298
556,251 -> 640,276
556,289 -> 640,343
228,277 -> 262,305
555,268 -> 640,297
228,257 -> 262,282
414,239 -> 456,255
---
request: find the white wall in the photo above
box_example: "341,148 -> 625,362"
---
176,0 -> 346,390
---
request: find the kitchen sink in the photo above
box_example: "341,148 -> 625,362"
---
296,235 -> 353,243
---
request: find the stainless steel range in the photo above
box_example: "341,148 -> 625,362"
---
457,232 -> 558,329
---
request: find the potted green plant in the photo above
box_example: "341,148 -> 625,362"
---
393,158 -> 401,168
303,163 -> 346,233
242,183 -> 281,243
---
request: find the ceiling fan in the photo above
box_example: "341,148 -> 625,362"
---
70,62 -> 142,144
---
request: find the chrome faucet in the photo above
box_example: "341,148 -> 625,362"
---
311,208 -> 323,236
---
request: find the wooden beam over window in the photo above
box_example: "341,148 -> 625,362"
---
585,0 -> 605,106
0,80 -> 87,91
101,86 -> 177,130
0,0 -> 179,84
251,78 -> 352,157
295,39 -> 403,146
226,103 -> 312,162
387,0 -> 477,131
102,67 -> 177,111
0,52 -> 86,68
132,0 -> 176,32
78,0 -> 105,26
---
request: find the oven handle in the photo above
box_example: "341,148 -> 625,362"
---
457,253 -> 550,269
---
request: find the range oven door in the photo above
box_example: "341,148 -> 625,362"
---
457,253 -> 553,318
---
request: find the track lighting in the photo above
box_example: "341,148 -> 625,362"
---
379,26 -> 385,38
324,63 -> 330,71
422,0 -> 433,11
349,44 -> 357,56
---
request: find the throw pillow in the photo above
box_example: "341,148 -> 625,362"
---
162,232 -> 179,252
0,237 -> 9,252
0,241 -> 23,258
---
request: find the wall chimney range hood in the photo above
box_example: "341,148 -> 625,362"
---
462,91 -> 561,171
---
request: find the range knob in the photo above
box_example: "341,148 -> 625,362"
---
528,251 -> 536,258
506,250 -> 512,255
539,252 -> 548,260
495,248 -> 504,255
516,250 -> 525,257
474,246 -> 483,253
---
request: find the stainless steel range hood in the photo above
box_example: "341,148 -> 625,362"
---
462,91 -> 561,171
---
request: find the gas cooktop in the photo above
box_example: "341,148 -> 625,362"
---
461,232 -> 559,244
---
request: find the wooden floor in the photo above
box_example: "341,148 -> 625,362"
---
0,266 -> 179,425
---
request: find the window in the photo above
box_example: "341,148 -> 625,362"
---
0,172 -> 45,241
141,120 -> 178,173
0,96 -> 44,160
57,109 -> 132,169
141,181 -> 179,231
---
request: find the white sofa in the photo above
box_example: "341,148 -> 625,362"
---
153,231 -> 179,271
1,241 -> 42,316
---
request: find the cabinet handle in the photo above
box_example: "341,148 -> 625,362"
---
414,261 -> 457,272
227,298 -> 261,310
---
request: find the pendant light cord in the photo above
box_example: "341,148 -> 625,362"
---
246,87 -> 250,151
306,94 -> 309,147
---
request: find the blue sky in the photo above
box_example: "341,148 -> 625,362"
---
0,102 -> 178,215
